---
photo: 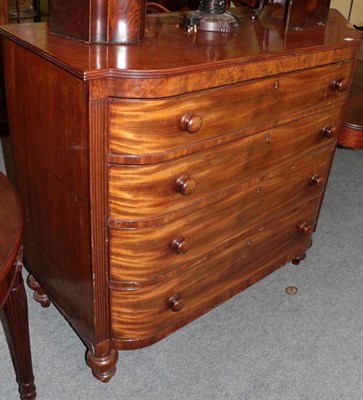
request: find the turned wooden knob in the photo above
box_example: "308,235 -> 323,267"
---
168,293 -> 184,312
175,175 -> 196,195
331,77 -> 348,93
299,222 -> 312,236
171,236 -> 190,255
310,174 -> 324,188
321,125 -> 336,139
180,113 -> 203,133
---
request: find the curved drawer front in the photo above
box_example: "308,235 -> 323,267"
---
110,199 -> 319,344
108,62 -> 352,161
108,111 -> 338,223
109,148 -> 333,283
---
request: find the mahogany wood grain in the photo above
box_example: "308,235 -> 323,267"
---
339,125 -> 363,149
338,46 -> 363,149
0,0 -> 8,25
0,172 -> 22,298
0,11 -> 360,83
0,0 -> 8,134
0,9 -> 359,381
108,111 -> 339,223
110,198 -> 319,345
4,269 -> 37,400
109,148 -> 333,284
108,62 -> 353,160
2,40 -> 96,350
0,172 -> 36,400
49,0 -> 147,44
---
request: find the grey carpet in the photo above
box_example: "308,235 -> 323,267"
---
1,137 -> 362,400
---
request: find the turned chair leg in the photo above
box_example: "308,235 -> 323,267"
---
4,268 -> 37,400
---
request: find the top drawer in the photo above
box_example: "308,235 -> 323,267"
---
108,62 -> 353,162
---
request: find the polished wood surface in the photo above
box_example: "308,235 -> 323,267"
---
110,198 -> 318,344
109,148 -> 333,284
108,62 -> 351,160
338,41 -> 363,149
0,172 -> 36,400
108,112 -> 339,222
0,10 -> 359,80
0,0 -> 8,134
0,172 -> 21,284
49,0 -> 147,43
2,40 -> 95,349
0,9 -> 360,382
0,0 -> 8,24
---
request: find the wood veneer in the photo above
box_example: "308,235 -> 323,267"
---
0,8 -> 360,383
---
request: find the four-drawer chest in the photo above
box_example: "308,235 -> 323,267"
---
0,8 -> 360,381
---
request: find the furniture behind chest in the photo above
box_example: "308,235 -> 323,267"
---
0,8 -> 360,382
0,0 -> 8,134
338,38 -> 363,149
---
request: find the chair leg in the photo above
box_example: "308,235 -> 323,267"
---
4,267 -> 37,400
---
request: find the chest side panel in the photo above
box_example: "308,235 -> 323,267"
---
3,39 -> 96,347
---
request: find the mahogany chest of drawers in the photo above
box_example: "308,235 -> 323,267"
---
0,9 -> 360,382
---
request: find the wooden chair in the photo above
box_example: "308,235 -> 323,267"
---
0,172 -> 36,400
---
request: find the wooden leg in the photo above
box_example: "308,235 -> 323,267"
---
4,268 -> 37,400
86,349 -> 119,382
27,275 -> 50,308
292,240 -> 313,265
291,253 -> 306,265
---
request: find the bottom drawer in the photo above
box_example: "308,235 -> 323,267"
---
110,197 -> 320,348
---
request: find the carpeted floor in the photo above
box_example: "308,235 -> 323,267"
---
1,136 -> 362,400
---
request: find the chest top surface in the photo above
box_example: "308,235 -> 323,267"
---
0,9 -> 360,81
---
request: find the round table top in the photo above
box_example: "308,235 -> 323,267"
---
0,172 -> 23,282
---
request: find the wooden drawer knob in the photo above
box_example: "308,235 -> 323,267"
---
171,236 -> 190,255
310,174 -> 324,188
299,222 -> 312,236
168,293 -> 184,312
321,125 -> 336,139
175,175 -> 196,195
331,77 -> 348,93
180,113 -> 203,133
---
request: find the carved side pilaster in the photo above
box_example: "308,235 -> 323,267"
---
89,96 -> 110,343
88,95 -> 118,381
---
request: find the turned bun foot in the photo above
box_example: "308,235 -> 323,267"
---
292,240 -> 313,265
292,253 -> 306,265
27,275 -> 51,308
86,350 -> 119,382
